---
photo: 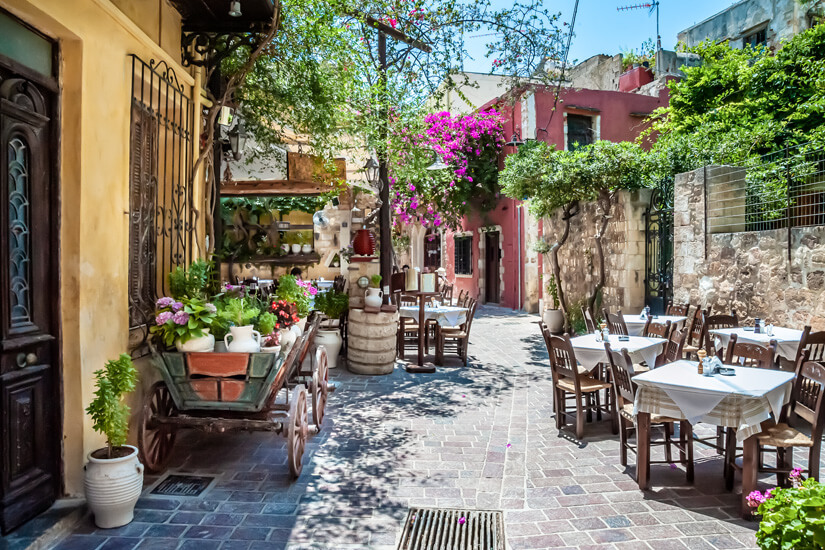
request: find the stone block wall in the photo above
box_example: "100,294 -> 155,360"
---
538,188 -> 650,314
673,167 -> 825,330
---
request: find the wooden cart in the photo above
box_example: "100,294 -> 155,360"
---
138,314 -> 327,478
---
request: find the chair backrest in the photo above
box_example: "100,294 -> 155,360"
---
797,326 -> 825,363
723,333 -> 777,369
547,333 -> 582,390
603,309 -> 629,336
604,343 -> 636,408
332,275 -> 346,293
399,293 -> 418,307
704,312 -> 739,353
441,284 -> 454,304
644,320 -> 672,340
787,360 -> 825,443
666,302 -> 690,316
582,306 -> 596,333
462,298 -> 478,336
686,308 -> 705,347
658,327 -> 687,367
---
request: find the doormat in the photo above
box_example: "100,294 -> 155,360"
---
151,474 -> 214,497
397,508 -> 505,549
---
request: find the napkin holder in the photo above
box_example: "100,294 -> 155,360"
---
701,356 -> 724,376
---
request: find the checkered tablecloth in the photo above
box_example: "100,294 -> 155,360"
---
633,360 -> 795,441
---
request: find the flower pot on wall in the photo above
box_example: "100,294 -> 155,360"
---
353,229 -> 375,256
84,445 -> 143,528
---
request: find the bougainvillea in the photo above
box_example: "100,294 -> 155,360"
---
389,109 -> 505,229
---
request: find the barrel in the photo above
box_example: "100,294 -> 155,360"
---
347,308 -> 399,375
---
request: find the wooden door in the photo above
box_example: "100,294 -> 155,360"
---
484,232 -> 500,303
0,61 -> 60,534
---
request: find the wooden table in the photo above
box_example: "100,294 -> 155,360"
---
633,360 -> 794,517
399,304 -> 469,366
401,291 -> 440,372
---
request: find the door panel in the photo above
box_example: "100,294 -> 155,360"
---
0,62 -> 59,534
484,232 -> 500,304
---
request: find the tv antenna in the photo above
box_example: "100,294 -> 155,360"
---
617,1 -> 661,52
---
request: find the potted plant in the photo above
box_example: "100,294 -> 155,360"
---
84,354 -> 142,528
542,275 -> 565,333
270,299 -> 300,351
364,274 -> 383,308
256,311 -> 281,354
750,469 -> 825,549
211,314 -> 232,352
291,232 -> 302,255
275,275 -> 313,332
218,297 -> 261,352
313,290 -> 349,369
301,231 -> 313,254
151,297 -> 217,352
331,254 -> 341,268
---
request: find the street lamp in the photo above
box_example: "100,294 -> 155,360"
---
227,121 -> 248,161
228,1 -> 242,17
426,153 -> 449,171
505,131 -> 525,148
363,156 -> 380,186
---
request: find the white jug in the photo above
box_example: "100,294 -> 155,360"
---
225,325 -> 261,352
364,288 -> 383,308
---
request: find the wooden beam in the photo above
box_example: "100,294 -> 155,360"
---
220,180 -> 333,195
362,15 -> 432,53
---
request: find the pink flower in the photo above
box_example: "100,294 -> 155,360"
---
172,311 -> 189,325
156,297 -> 174,307
746,490 -> 766,508
790,467 -> 803,479
155,311 -> 173,325
458,517 -> 466,525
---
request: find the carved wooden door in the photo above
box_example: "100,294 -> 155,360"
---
0,64 -> 60,534
484,231 -> 500,303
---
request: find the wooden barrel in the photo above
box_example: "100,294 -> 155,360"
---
347,308 -> 398,375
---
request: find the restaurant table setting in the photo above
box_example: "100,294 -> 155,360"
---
623,313 -> 688,336
569,334 -> 666,372
709,325 -> 804,361
399,304 -> 469,327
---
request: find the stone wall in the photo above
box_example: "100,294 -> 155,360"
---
538,189 -> 650,315
673,167 -> 825,330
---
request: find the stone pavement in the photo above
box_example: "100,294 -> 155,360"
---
53,305 -> 812,550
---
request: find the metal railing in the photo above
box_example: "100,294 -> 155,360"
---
706,143 -> 825,234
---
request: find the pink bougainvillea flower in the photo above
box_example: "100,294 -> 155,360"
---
506,443 -> 512,448
458,517 -> 466,525
790,467 -> 803,478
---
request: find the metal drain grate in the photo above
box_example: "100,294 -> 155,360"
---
397,508 -> 505,550
151,474 -> 214,497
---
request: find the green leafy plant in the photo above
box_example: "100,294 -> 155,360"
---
256,311 -> 278,336
314,290 -> 349,325
370,274 -> 382,288
545,275 -> 560,310
274,274 -> 312,317
168,259 -> 212,300
150,297 -> 217,347
751,470 -> 825,549
531,239 -> 551,255
218,298 -> 260,328
85,354 -> 138,458
392,234 -> 411,251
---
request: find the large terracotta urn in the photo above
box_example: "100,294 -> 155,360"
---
353,229 -> 376,256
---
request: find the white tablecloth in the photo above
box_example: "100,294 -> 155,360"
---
710,326 -> 803,361
623,314 -> 688,336
569,334 -> 666,372
399,306 -> 468,327
633,360 -> 795,441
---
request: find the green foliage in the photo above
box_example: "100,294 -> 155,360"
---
256,311 -> 278,336
370,274 -> 382,288
501,140 -> 652,217
566,297 -> 588,336
314,290 -> 350,321
530,239 -> 551,254
218,298 -> 261,328
392,234 -> 411,251
621,38 -> 656,72
274,275 -> 312,317
545,275 -> 559,310
150,297 -> 218,347
756,477 -> 825,550
85,354 -> 138,457
168,259 -> 213,300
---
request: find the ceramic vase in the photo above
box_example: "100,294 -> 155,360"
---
315,329 -> 343,369
175,329 -> 214,352
84,445 -> 143,528
353,229 -> 376,256
542,309 -> 565,334
225,325 -> 261,352
291,244 -> 301,254
364,288 -> 383,308
301,244 -> 312,254
279,328 -> 297,351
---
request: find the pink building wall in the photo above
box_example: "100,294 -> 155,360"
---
442,86 -> 668,309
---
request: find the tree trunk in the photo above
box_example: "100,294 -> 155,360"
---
550,201 -> 579,333
587,189 -> 615,316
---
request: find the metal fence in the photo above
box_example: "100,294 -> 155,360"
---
706,143 -> 825,234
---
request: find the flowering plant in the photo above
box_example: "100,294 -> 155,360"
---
275,275 -> 314,317
270,300 -> 300,329
750,468 -> 825,549
150,296 -> 217,347
389,109 -> 505,229
256,312 -> 281,347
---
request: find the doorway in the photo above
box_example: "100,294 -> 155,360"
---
0,12 -> 61,534
484,231 -> 500,304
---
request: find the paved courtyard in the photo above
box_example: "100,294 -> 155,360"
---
51,306 -> 798,550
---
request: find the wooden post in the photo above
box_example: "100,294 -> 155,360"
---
637,411 -> 651,490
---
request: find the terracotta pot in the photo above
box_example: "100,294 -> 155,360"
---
353,229 -> 375,256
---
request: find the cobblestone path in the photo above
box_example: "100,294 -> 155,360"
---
54,306 -> 787,550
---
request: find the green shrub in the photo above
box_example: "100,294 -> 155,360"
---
85,354 -> 138,458
274,275 -> 311,317
168,259 -> 212,300
752,473 -> 825,549
314,290 -> 349,323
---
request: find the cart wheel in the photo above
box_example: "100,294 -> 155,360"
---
287,385 -> 308,478
312,347 -> 329,431
138,381 -> 178,473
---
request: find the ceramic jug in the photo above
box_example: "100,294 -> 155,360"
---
364,288 -> 383,308
225,325 -> 261,352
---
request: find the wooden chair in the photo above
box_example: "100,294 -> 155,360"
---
726,358 -> 825,490
666,302 -> 690,316
796,326 -> 825,364
435,299 -> 478,366
542,329 -> 615,439
396,293 -> 422,359
332,275 -> 346,293
704,311 -> 739,357
682,309 -> 706,360
602,309 -> 629,336
657,327 -> 687,368
582,306 -> 597,334
456,289 -> 467,307
605,343 -> 694,481
440,283 -> 454,305
643,320 -> 672,340
723,334 -> 778,369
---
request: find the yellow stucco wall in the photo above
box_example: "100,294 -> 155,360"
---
2,0 -> 205,496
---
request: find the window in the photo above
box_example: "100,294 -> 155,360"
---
743,27 -> 767,48
566,114 -> 593,151
424,230 -> 441,270
454,235 -> 473,275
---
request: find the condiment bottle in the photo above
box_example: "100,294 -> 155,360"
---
697,349 -> 707,375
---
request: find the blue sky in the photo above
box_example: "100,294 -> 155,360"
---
462,0 -> 736,71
